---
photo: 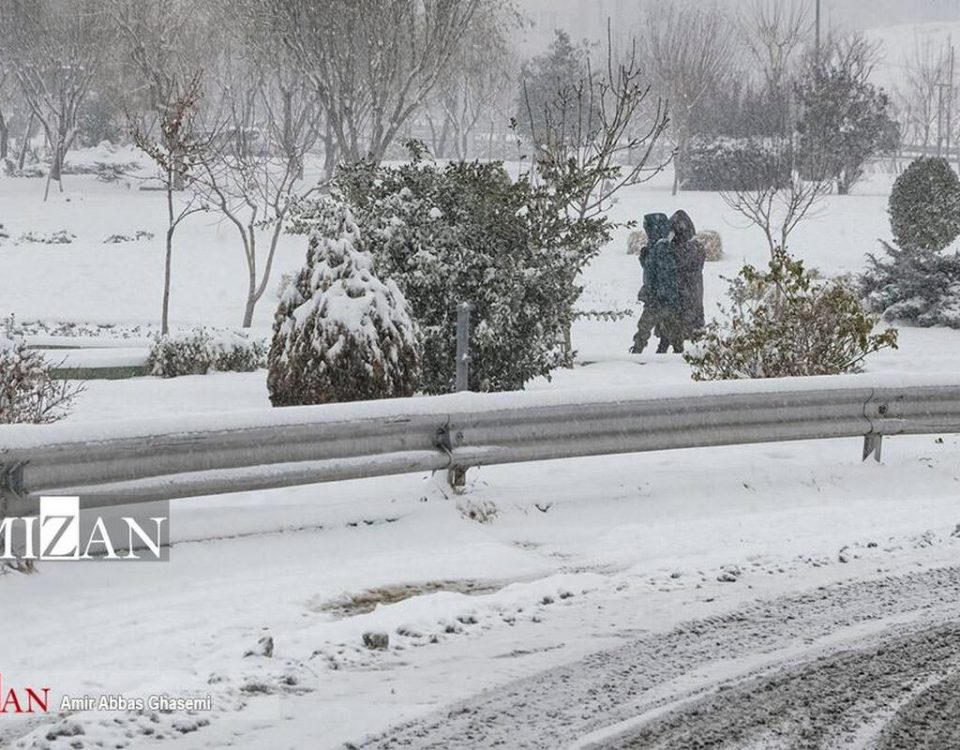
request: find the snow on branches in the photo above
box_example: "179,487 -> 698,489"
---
267,198 -> 420,406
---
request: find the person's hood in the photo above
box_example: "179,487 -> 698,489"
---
671,210 -> 696,243
643,213 -> 671,242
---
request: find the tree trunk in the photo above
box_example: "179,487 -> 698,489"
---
436,116 -> 451,159
0,109 -> 8,161
162,231 -> 174,336
673,130 -> 689,197
242,232 -> 257,329
49,139 -> 62,183
244,219 -> 285,328
162,188 -> 175,336
322,126 -> 338,180
17,112 -> 34,171
242,291 -> 256,329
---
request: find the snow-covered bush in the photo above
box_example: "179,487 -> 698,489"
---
679,137 -> 792,192
627,229 -> 647,255
697,230 -> 724,262
632,229 -> 721,261
862,240 -> 960,328
268,198 -> 420,406
330,157 -> 608,393
888,158 -> 960,252
147,329 -> 267,378
103,230 -> 153,244
626,230 -> 646,255
687,249 -> 898,380
18,230 -> 76,245
0,335 -> 83,424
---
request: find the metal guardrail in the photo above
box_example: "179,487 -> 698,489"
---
2,374 -> 960,516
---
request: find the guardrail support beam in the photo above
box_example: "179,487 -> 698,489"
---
450,302 -> 473,489
862,434 -> 883,463
455,302 -> 473,393
0,462 -> 26,512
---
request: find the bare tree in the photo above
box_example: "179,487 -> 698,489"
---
895,36 -> 953,155
183,0 -> 326,328
193,79 -> 325,327
425,0 -> 518,160
640,4 -> 740,195
522,26 -> 671,222
2,0 -> 111,199
112,0 -> 213,186
739,0 -> 810,137
740,0 -> 811,94
131,74 -> 211,336
717,132 -> 831,258
277,0 -> 481,165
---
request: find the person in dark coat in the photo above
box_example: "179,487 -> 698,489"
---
671,209 -> 706,341
632,213 -> 682,354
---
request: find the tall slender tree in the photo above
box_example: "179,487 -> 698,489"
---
275,0 -> 481,165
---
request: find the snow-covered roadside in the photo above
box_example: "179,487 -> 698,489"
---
2,425 -> 959,748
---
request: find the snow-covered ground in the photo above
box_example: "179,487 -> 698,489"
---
2,157 -> 960,748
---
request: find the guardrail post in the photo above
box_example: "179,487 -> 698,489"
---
862,434 -> 883,463
0,462 -> 26,519
449,302 -> 473,489
455,302 -> 473,393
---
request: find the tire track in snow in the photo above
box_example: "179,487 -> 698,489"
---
361,566 -> 960,749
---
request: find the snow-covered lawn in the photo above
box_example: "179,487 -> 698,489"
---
2,159 -> 960,748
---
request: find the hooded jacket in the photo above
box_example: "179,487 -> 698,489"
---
639,213 -> 680,310
671,210 -> 705,331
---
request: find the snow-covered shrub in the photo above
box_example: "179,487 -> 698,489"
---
888,158 -> 960,252
626,230 -> 646,255
679,137 -> 792,192
861,240 -> 960,328
147,329 -> 267,378
215,335 -> 269,373
0,335 -> 83,424
330,157 -> 608,393
103,230 -> 154,244
632,227 -> 722,260
268,197 -> 420,406
697,230 -> 724,262
687,249 -> 898,380
18,230 -> 76,245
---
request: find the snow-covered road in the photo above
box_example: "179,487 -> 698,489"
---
4,429 -> 959,749
365,564 -> 960,749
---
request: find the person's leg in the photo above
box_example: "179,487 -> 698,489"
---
663,315 -> 685,354
631,306 -> 657,353
653,322 -> 670,353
